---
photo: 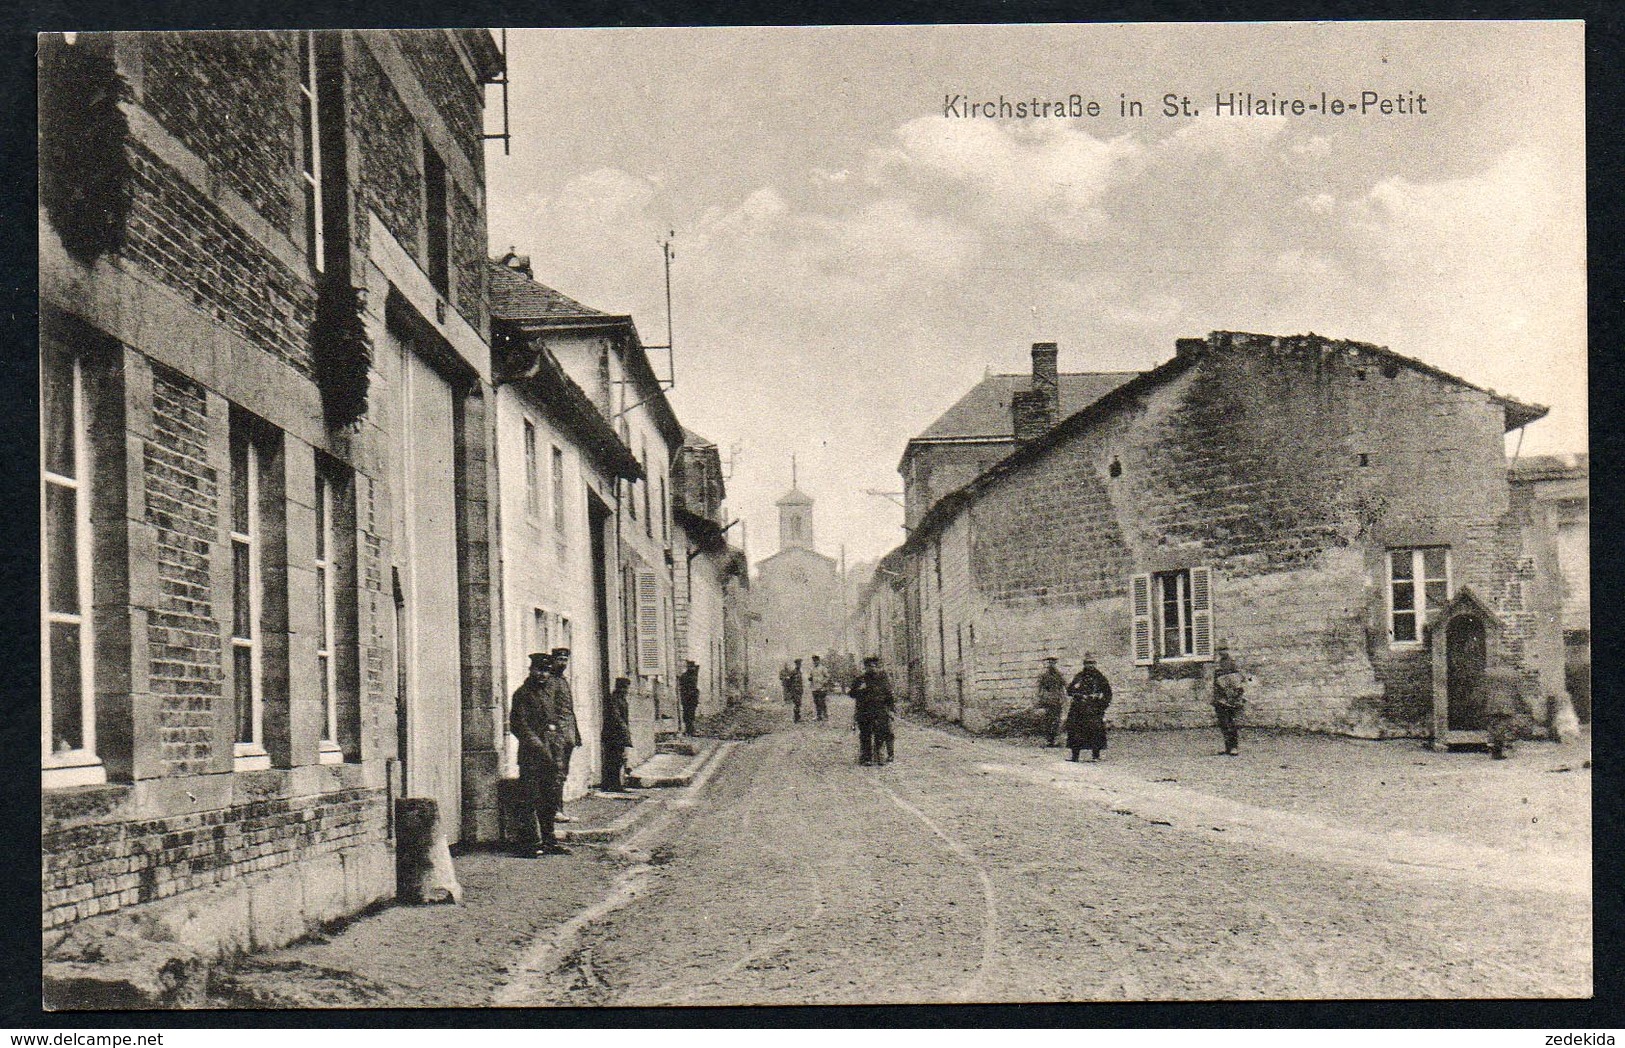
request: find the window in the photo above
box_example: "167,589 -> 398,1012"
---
42,343 -> 101,785
635,569 -> 663,674
1131,567 -> 1213,664
522,419 -> 539,520
298,32 -> 324,272
230,413 -> 269,770
533,607 -> 550,653
1388,547 -> 1450,644
423,137 -> 449,297
551,445 -> 566,535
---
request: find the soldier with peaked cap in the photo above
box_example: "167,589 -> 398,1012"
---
850,656 -> 897,765
678,660 -> 701,735
1036,656 -> 1067,747
1211,643 -> 1245,756
544,647 -> 581,823
1065,653 -> 1112,761
509,652 -> 569,855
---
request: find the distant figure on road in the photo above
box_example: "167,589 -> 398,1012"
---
809,655 -> 831,722
679,660 -> 701,735
1065,654 -> 1112,761
509,652 -> 570,856
850,656 -> 896,765
602,676 -> 633,791
787,658 -> 806,723
1211,643 -> 1246,756
1036,656 -> 1067,746
1479,666 -> 1526,760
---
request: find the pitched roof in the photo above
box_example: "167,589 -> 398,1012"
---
486,261 -> 607,322
900,331 -> 1551,558
913,371 -> 1141,443
776,488 -> 813,506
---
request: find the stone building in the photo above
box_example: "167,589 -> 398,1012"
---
487,256 -> 647,817
490,251 -> 685,740
899,344 -> 1136,529
750,474 -> 844,686
39,28 -> 504,980
1509,454 -> 1590,721
896,333 -> 1562,741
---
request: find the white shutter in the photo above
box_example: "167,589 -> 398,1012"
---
1131,573 -> 1153,665
1190,566 -> 1214,660
636,569 -> 663,675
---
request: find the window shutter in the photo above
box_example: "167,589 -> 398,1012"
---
1131,573 -> 1153,665
636,569 -> 663,675
1190,566 -> 1214,660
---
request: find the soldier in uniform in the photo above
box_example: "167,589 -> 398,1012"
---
509,652 -> 570,856
809,655 -> 831,722
601,676 -> 633,791
1064,653 -> 1112,761
546,647 -> 582,824
787,658 -> 806,723
1211,643 -> 1245,756
1036,656 -> 1067,746
678,660 -> 701,735
851,656 -> 896,765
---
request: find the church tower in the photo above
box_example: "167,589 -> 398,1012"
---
777,456 -> 815,551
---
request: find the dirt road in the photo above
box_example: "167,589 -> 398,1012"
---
499,694 -> 1591,1005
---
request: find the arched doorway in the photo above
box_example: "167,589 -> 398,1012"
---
1430,586 -> 1501,748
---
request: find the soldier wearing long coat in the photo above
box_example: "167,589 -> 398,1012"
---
510,652 -> 571,855
1064,654 -> 1112,761
850,657 -> 896,765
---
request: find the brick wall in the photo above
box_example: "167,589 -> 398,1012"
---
395,30 -> 483,170
145,366 -> 224,775
911,334 -> 1554,736
42,786 -> 385,930
124,143 -> 316,379
142,31 -> 298,238
451,184 -> 485,331
350,44 -> 422,262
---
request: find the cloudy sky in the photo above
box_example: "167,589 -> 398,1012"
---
484,21 -> 1585,568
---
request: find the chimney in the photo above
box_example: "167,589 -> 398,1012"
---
1012,341 -> 1060,446
499,247 -> 534,279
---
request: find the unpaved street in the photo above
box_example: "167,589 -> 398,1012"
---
502,694 -> 1591,1005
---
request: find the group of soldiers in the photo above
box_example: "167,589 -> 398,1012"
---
777,655 -> 833,723
508,648 -> 585,856
1035,645 -> 1245,760
780,654 -> 898,765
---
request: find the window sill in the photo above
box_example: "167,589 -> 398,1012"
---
233,744 -> 271,772
317,741 -> 344,766
42,756 -> 107,789
1388,641 -> 1426,652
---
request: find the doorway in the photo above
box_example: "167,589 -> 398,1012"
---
589,492 -> 616,789
1446,613 -> 1487,731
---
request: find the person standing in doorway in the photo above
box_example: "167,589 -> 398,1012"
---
509,653 -> 569,856
809,655 -> 831,722
1064,653 -> 1112,761
1036,656 -> 1067,746
678,660 -> 701,735
546,648 -> 582,823
602,676 -> 633,791
1211,643 -> 1246,756
788,658 -> 806,723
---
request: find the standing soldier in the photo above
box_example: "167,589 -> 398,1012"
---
1064,653 -> 1112,761
779,662 -> 795,708
809,654 -> 831,722
851,656 -> 896,765
509,653 -> 569,856
1036,656 -> 1067,746
601,677 -> 633,791
1211,643 -> 1246,756
546,648 -> 582,823
679,660 -> 701,736
788,658 -> 806,723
